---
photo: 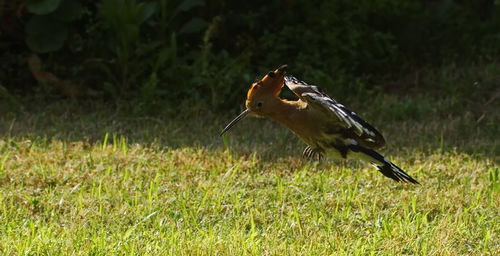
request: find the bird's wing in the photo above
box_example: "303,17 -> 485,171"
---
284,75 -> 326,100
284,75 -> 386,148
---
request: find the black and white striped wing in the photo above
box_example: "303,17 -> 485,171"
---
284,75 -> 386,148
284,75 -> 326,99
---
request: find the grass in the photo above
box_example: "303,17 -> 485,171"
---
0,67 -> 499,255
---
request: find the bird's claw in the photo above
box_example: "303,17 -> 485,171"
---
302,146 -> 324,162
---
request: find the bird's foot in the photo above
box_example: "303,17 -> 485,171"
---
302,146 -> 324,162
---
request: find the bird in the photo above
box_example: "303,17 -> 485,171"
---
220,65 -> 419,184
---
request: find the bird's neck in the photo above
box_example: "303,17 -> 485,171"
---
266,98 -> 306,128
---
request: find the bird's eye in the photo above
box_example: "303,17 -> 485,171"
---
257,102 -> 263,108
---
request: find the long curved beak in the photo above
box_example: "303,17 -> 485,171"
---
220,109 -> 251,136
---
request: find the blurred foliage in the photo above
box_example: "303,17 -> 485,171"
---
0,0 -> 499,113
24,0 -> 82,53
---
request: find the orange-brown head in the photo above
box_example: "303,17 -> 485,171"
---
220,65 -> 287,136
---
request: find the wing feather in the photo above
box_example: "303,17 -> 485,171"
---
285,75 -> 385,148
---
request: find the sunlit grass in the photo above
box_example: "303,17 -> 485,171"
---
0,97 -> 498,255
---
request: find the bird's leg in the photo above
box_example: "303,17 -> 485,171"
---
302,146 -> 311,158
302,146 -> 324,162
311,147 -> 324,162
303,146 -> 315,159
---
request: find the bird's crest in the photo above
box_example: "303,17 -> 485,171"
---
246,65 -> 287,100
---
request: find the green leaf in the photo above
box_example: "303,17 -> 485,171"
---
179,18 -> 207,34
50,0 -> 83,22
177,0 -> 204,12
26,0 -> 62,15
139,2 -> 158,24
25,16 -> 69,53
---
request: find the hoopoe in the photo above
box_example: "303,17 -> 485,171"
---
221,65 -> 419,184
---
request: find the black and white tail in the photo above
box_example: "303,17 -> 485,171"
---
348,144 -> 420,184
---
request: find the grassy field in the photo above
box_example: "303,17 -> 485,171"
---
0,73 -> 499,254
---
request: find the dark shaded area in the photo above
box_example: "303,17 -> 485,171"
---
1,0 -> 499,114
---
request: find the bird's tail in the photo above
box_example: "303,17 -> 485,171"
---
348,144 -> 420,184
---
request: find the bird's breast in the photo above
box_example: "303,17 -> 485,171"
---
269,105 -> 332,146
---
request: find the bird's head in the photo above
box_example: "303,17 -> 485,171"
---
246,64 -> 287,115
220,65 -> 287,136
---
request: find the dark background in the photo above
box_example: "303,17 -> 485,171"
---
1,0 -> 499,115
